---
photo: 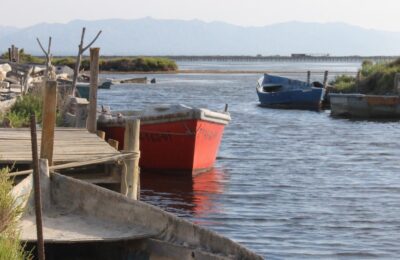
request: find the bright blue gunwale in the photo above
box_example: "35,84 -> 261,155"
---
256,74 -> 325,111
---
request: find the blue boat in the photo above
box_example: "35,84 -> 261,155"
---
256,74 -> 325,111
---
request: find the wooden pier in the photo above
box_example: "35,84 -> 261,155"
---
0,128 -> 125,185
0,128 -> 119,164
164,55 -> 399,63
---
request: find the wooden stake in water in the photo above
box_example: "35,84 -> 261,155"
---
30,114 -> 45,260
323,71 -> 329,88
121,119 -> 141,200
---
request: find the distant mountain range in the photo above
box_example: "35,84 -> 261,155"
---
0,18 -> 399,56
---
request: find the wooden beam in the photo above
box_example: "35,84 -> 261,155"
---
40,80 -> 57,165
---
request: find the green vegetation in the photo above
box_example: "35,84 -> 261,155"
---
0,168 -> 30,260
99,57 -> 178,72
332,58 -> 400,95
1,49 -> 43,64
2,94 -> 43,128
2,51 -> 178,72
0,92 -> 63,128
53,57 -> 178,72
331,75 -> 357,93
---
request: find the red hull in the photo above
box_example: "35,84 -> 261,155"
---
98,119 -> 226,175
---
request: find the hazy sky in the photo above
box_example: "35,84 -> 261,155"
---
2,0 -> 400,31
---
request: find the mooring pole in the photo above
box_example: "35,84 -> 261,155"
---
307,71 -> 311,84
40,80 -> 57,166
121,119 -> 141,200
356,70 -> 361,93
323,70 -> 329,88
87,47 -> 100,133
30,114 -> 45,260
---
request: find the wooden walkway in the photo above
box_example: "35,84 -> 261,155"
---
0,128 -> 120,164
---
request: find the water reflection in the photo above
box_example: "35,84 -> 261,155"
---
140,168 -> 226,219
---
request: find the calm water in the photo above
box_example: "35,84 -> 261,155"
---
98,62 -> 400,258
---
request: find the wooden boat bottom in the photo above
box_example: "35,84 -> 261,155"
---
20,211 -> 156,243
14,169 -> 262,259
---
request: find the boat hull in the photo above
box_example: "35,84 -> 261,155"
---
98,119 -> 226,175
257,87 -> 325,111
330,93 -> 400,118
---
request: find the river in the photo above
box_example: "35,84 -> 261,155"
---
98,61 -> 400,258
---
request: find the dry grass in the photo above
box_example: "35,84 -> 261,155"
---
0,168 -> 31,260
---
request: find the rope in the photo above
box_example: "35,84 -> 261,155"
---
120,150 -> 141,197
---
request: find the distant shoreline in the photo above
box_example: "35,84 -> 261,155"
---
100,70 -> 357,75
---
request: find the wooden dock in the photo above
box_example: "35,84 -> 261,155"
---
0,128 -> 120,164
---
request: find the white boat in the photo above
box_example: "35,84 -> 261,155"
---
13,165 -> 262,259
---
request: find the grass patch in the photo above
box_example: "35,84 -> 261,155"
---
332,58 -> 400,95
0,168 -> 31,260
3,94 -> 42,128
1,92 -> 63,128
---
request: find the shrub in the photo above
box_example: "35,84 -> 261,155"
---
332,75 -> 357,93
6,95 -> 43,127
333,58 -> 400,95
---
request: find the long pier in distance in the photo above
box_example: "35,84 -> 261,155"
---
162,55 -> 399,63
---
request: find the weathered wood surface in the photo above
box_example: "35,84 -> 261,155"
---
121,119 -> 140,200
87,48 -> 100,133
40,80 -> 57,165
0,128 -> 120,164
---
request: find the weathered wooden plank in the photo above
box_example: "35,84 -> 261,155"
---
0,128 -> 119,164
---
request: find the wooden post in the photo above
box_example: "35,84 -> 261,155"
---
8,48 -> 12,62
30,115 -> 45,260
307,71 -> 311,84
71,28 -> 102,96
121,119 -> 140,200
87,48 -> 100,133
40,80 -> 57,166
323,70 -> 329,88
15,47 -> 19,63
108,139 -> 119,150
11,45 -> 15,62
395,73 -> 400,95
97,130 -> 105,140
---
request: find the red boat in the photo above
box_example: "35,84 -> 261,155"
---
97,104 -> 231,175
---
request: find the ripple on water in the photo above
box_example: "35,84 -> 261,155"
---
99,67 -> 400,258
